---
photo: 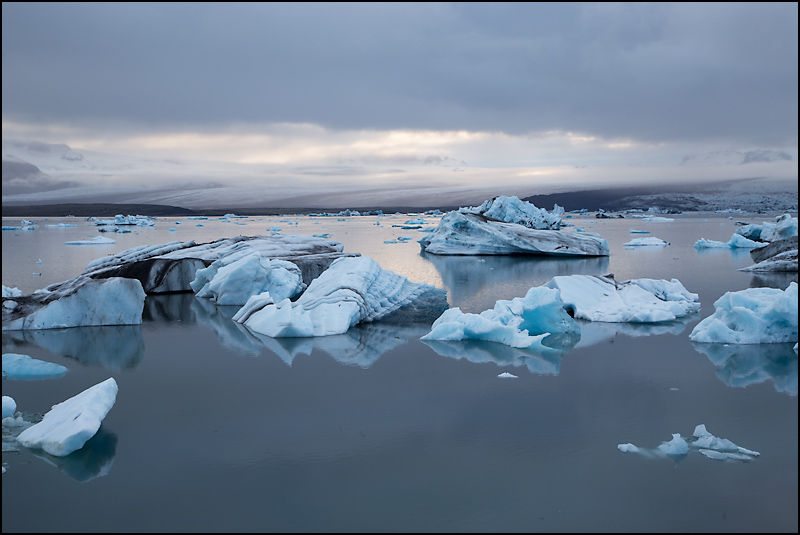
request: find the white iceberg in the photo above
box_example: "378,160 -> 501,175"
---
694,233 -> 765,249
620,425 -> 759,463
419,211 -> 609,256
421,286 -> 579,348
689,282 -> 797,344
544,274 -> 700,323
2,276 -> 146,331
16,377 -> 118,457
191,250 -> 305,305
657,433 -> 689,455
624,237 -> 669,246
497,372 -> 518,379
235,256 -> 448,337
3,353 -> 68,380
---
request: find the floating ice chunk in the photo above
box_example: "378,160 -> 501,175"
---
419,211 -> 609,256
624,237 -> 669,246
628,229 -> 650,234
3,276 -> 146,331
497,372 -> 518,378
191,251 -> 305,305
737,214 -> 798,243
2,396 -> 16,418
65,236 -> 115,245
640,216 -> 674,222
689,282 -> 797,344
3,353 -> 68,380
421,286 -> 578,348
16,377 -> 118,457
657,433 -> 689,455
544,275 -> 700,323
694,238 -> 732,248
617,443 -> 639,453
237,256 -> 448,337
694,233 -> 764,249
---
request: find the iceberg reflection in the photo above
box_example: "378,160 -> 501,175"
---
2,325 -> 144,371
422,334 -> 579,376
28,429 -> 117,482
421,252 -> 609,313
692,342 -> 798,396
575,315 -> 697,349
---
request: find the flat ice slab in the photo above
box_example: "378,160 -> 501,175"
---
16,377 -> 118,457
3,353 -> 68,380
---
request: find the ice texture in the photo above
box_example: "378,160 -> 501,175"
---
689,282 -> 798,344
421,286 -> 579,348
736,214 -> 798,243
16,377 -> 118,457
2,276 -> 147,331
191,250 -> 305,305
739,236 -> 798,272
461,195 -> 563,230
235,256 -> 448,337
657,433 -> 689,455
3,353 -> 68,380
544,274 -> 700,323
65,236 -> 116,245
695,233 -> 768,249
419,211 -> 609,256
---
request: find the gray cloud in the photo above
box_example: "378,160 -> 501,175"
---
2,3 -> 797,146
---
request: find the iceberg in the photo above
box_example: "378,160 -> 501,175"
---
544,274 -> 700,323
3,353 -> 68,380
82,235 -> 357,293
65,235 -> 116,245
191,250 -> 305,305
695,233 -> 770,249
736,214 -> 798,243
689,282 -> 798,344
419,211 -> 609,256
16,377 -> 118,457
624,237 -> 669,246
421,285 -> 579,348
657,433 -> 689,455
2,276 -> 147,331
618,424 -> 759,463
739,236 -> 798,272
235,256 -> 448,337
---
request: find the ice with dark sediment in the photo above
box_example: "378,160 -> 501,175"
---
739,236 -> 798,272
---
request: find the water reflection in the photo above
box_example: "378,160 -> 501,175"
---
27,429 -> 118,482
2,325 -> 144,370
575,315 -> 698,349
422,333 -> 579,375
421,252 -> 609,313
748,271 -> 798,289
692,342 -> 798,396
243,323 -> 430,367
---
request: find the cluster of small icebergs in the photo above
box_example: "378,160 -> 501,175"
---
618,424 -> 761,464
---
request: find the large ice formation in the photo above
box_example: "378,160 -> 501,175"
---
81,235 -> 357,293
16,377 -> 118,457
2,276 -> 146,331
544,274 -> 700,323
736,214 -> 798,243
234,256 -> 448,337
689,282 -> 798,344
3,353 -> 68,380
418,211 -> 609,256
421,286 -> 579,348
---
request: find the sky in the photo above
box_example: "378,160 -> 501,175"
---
2,2 -> 798,207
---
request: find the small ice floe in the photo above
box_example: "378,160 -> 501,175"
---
45,223 -> 79,228
640,216 -> 674,222
694,233 -> 763,249
618,424 -> 760,463
421,286 -> 578,348
3,353 -> 68,380
15,377 -> 118,457
689,282 -> 797,344
36,259 -> 42,264
628,229 -> 650,234
497,372 -> 518,379
2,285 -> 22,298
65,236 -> 116,245
624,237 -> 669,246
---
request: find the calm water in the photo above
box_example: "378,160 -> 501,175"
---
2,211 -> 797,533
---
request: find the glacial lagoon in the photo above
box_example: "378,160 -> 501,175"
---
2,211 -> 797,532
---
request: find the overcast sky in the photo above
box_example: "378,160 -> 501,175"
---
2,2 -> 798,200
